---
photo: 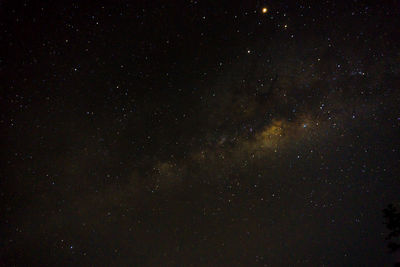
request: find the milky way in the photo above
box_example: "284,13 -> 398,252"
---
1,1 -> 400,265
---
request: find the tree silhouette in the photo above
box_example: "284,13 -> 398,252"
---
383,204 -> 400,253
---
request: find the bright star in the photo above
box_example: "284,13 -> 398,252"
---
262,7 -> 268,14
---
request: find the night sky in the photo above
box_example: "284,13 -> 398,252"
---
1,0 -> 400,266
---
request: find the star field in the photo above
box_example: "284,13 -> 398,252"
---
1,0 -> 400,266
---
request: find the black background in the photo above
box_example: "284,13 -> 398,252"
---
1,0 -> 400,265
